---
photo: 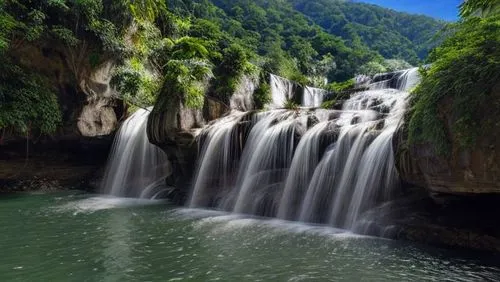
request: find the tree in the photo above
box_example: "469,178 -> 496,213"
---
459,0 -> 500,18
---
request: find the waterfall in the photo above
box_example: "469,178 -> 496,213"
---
189,111 -> 247,207
101,108 -> 170,198
269,74 -> 297,108
302,86 -> 327,108
366,68 -> 421,91
187,68 -> 419,230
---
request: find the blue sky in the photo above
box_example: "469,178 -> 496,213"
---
354,0 -> 462,21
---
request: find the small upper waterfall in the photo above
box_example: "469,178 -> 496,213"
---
188,67 -> 419,230
269,74 -> 298,108
303,86 -> 327,108
359,68 -> 421,92
101,108 -> 170,198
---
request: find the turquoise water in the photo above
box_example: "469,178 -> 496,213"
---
1,192 -> 499,281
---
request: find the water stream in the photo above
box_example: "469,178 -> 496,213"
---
189,68 -> 419,230
101,108 -> 170,198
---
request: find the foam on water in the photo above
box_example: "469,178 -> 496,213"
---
55,196 -> 164,214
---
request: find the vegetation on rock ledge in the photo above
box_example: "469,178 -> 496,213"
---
408,1 -> 500,155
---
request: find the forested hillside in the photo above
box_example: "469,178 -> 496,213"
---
289,0 -> 445,65
169,0 -> 445,79
167,0 -> 379,83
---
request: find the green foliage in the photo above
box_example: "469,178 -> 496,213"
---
460,0 -> 500,18
321,99 -> 337,109
0,6 -> 16,53
0,0 -> 169,136
111,62 -> 161,109
213,44 -> 251,101
383,59 -> 413,72
51,26 -> 79,46
358,60 -> 388,76
289,0 -> 445,64
284,99 -> 299,111
0,57 -> 62,134
357,58 -> 413,76
0,0 -> 450,138
326,79 -> 355,93
408,15 -> 500,155
253,81 -> 272,109
171,37 -> 209,59
309,53 -> 336,87
161,59 -> 213,109
261,50 -> 303,81
170,0 -> 385,82
128,0 -> 167,22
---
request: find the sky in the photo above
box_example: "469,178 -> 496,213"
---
354,0 -> 462,21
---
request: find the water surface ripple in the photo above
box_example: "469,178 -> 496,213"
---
1,193 -> 499,281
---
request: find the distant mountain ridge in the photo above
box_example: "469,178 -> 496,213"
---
289,0 -> 446,64
167,0 -> 445,81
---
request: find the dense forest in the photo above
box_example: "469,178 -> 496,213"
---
290,0 -> 445,64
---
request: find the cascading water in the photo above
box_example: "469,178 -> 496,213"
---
302,86 -> 327,108
269,74 -> 297,108
188,68 -> 419,231
101,108 -> 170,198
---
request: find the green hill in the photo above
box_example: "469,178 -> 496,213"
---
289,0 -> 446,64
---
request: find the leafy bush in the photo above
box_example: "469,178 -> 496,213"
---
0,58 -> 62,134
284,99 -> 299,111
161,59 -> 213,109
357,60 -> 387,76
253,81 -> 272,109
326,79 -> 355,93
213,44 -> 251,102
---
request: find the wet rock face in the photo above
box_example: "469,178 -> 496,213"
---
356,192 -> 500,252
0,136 -> 114,192
401,142 -> 500,194
77,62 -> 120,137
230,75 -> 258,111
395,83 -> 500,195
77,98 -> 118,137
